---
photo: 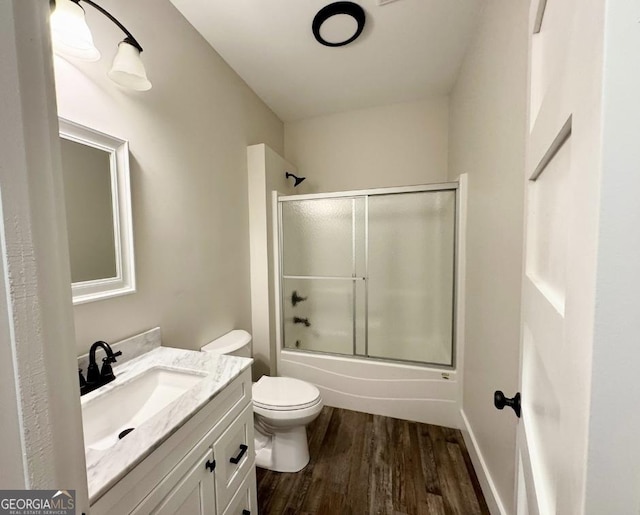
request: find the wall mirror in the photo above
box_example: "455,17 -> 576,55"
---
59,118 -> 135,304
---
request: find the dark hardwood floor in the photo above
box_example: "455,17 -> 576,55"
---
256,407 -> 489,515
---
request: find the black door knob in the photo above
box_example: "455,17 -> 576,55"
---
494,390 -> 521,418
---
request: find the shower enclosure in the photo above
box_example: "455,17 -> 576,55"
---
277,183 -> 457,368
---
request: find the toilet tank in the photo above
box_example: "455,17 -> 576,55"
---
201,329 -> 252,357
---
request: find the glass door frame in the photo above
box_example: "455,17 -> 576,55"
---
276,181 -> 459,369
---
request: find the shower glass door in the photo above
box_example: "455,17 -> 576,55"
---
279,184 -> 456,367
280,197 -> 365,356
367,191 -> 455,365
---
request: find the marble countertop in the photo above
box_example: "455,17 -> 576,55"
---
83,345 -> 252,504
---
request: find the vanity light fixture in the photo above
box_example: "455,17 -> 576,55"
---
50,0 -> 152,91
312,1 -> 366,47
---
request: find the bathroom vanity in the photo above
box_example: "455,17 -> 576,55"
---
82,330 -> 256,515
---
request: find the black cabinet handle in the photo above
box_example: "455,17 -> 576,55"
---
205,459 -> 216,472
494,391 -> 521,418
230,444 -> 248,464
242,510 -> 250,515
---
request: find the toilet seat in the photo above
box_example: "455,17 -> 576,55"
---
252,376 -> 321,411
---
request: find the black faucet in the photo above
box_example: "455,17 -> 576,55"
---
79,341 -> 122,396
293,316 -> 311,327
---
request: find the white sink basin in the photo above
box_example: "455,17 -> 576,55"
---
82,367 -> 206,451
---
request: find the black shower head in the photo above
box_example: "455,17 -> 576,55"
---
285,172 -> 306,187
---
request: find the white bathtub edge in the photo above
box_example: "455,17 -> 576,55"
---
279,351 -> 462,428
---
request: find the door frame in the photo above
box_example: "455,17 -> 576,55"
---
0,0 -> 88,509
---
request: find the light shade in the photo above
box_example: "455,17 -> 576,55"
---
108,41 -> 152,91
50,0 -> 100,61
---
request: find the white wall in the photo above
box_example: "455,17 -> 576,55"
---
247,144 -> 298,378
448,1 -> 529,512
54,0 -> 284,355
585,0 -> 640,510
284,98 -> 449,192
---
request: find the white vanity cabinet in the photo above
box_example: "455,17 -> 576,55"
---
91,368 -> 257,515
143,451 -> 216,515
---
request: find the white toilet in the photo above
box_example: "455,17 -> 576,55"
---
201,330 -> 323,473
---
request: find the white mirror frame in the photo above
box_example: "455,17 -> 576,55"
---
59,118 -> 136,305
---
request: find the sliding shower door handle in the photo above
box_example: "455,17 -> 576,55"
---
494,390 -> 521,418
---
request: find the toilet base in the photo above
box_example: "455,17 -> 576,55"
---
255,425 -> 310,473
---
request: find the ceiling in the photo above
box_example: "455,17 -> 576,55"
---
169,0 -> 484,122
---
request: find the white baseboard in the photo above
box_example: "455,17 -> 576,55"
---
460,409 -> 508,515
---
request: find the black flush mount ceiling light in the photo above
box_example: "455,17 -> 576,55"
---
312,1 -> 366,47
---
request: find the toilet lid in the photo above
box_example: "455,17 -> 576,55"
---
253,376 -> 321,411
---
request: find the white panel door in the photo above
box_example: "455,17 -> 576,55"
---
516,0 -> 605,513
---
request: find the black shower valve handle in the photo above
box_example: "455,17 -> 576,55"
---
291,290 -> 308,307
